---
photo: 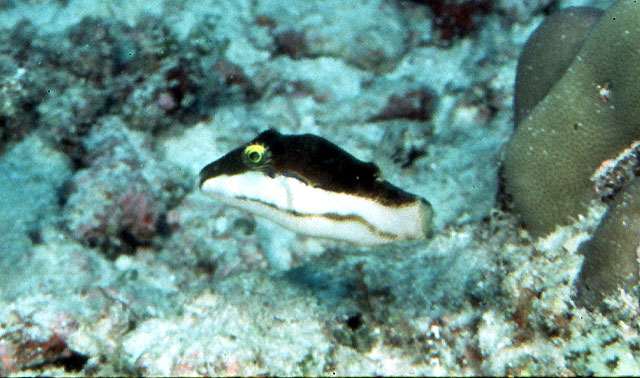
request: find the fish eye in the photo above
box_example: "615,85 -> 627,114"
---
244,144 -> 268,165
248,150 -> 261,162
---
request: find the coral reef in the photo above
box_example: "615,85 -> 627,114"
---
62,117 -> 191,258
574,180 -> 640,309
369,88 -> 437,122
0,13 -> 240,165
254,0 -> 409,71
513,6 -> 603,125
2,0 -> 638,376
0,57 -> 45,151
504,0 -> 640,236
503,0 -> 640,309
408,0 -> 493,43
0,135 -> 72,300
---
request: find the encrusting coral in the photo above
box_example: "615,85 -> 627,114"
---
502,0 -> 640,309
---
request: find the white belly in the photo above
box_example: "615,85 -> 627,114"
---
201,171 -> 432,245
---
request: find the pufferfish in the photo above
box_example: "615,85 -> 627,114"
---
199,129 -> 434,245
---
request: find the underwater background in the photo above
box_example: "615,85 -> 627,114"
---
0,0 -> 638,375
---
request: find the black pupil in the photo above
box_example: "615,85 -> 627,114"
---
249,151 -> 261,162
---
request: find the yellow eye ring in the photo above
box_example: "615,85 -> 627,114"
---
243,144 -> 268,165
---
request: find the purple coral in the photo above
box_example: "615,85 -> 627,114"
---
62,118 -> 189,259
410,0 -> 493,43
116,189 -> 162,247
70,187 -> 164,257
370,89 -> 437,122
